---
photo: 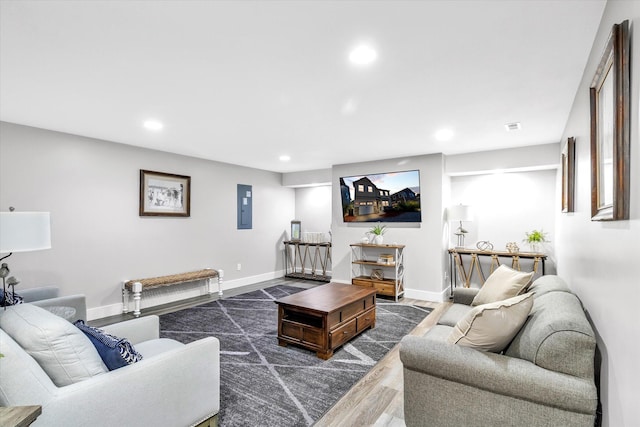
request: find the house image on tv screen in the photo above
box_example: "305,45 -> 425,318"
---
340,170 -> 421,223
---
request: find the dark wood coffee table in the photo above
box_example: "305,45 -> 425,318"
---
275,282 -> 376,359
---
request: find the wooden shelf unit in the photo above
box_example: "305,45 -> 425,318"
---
350,243 -> 405,301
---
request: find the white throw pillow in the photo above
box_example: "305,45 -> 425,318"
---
447,293 -> 533,353
0,303 -> 107,386
471,264 -> 534,306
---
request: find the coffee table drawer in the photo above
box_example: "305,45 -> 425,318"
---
356,307 -> 375,333
329,318 -> 357,349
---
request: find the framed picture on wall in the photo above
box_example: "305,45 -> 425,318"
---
139,169 -> 191,217
589,20 -> 630,221
561,137 -> 575,213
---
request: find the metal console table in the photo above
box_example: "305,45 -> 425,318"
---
284,241 -> 332,282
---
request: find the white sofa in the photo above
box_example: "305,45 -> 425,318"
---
0,293 -> 220,427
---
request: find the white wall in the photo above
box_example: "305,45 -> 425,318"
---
555,1 -> 640,426
0,122 -> 295,318
331,154 -> 447,302
450,169 -> 557,256
294,185 -> 332,239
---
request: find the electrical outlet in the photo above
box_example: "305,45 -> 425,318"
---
236,263 -> 241,271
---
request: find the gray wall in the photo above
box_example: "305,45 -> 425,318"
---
555,1 -> 640,426
331,154 -> 447,301
0,122 -> 295,318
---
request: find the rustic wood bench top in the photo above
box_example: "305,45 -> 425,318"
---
124,269 -> 219,291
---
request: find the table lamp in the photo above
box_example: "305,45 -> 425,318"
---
448,204 -> 472,248
0,209 -> 51,307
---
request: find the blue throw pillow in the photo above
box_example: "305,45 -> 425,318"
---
74,320 -> 143,370
0,289 -> 23,306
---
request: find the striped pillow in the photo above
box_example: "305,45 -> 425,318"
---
74,320 -> 143,370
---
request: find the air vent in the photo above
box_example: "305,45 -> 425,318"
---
504,122 -> 522,132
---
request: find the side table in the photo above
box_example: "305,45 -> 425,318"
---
0,406 -> 42,427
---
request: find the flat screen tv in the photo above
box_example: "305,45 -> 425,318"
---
340,170 -> 421,223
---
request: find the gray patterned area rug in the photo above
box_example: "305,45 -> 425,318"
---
159,281 -> 432,427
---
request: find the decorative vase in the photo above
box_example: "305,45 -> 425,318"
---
529,243 -> 541,253
506,242 -> 519,253
373,235 -> 384,245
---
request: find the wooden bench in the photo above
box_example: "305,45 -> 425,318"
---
122,268 -> 224,317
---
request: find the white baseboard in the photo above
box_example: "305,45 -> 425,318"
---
404,287 -> 448,303
87,270 -> 286,321
222,270 -> 285,291
324,279 -> 448,303
87,303 -> 124,321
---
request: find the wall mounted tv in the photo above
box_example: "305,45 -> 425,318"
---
340,170 -> 421,223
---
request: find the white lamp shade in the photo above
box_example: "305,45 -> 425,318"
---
0,212 -> 51,253
447,205 -> 472,222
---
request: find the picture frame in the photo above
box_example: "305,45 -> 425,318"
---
290,220 -> 301,241
139,169 -> 191,217
589,20 -> 630,221
561,137 -> 576,213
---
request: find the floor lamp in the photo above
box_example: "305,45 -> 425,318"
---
448,204 -> 472,248
0,209 -> 52,307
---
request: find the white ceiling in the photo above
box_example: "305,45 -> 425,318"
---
0,0 -> 606,173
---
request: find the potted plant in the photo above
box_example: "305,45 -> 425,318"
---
523,229 -> 548,253
369,223 -> 387,245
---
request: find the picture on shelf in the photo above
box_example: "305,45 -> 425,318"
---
340,169 -> 421,223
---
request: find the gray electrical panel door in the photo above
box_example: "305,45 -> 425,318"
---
237,184 -> 252,229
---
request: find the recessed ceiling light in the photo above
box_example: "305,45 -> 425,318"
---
435,128 -> 454,141
504,122 -> 522,132
279,155 -> 291,162
143,120 -> 164,131
349,45 -> 377,66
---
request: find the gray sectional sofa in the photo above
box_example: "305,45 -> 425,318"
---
400,275 -> 598,427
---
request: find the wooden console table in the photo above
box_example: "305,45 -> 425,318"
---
448,248 -> 547,293
275,282 -> 376,359
283,241 -> 331,282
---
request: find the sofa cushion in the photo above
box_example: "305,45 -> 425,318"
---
448,293 -> 533,352
74,320 -> 143,370
471,265 -> 534,306
528,274 -> 571,297
438,303 -> 473,327
505,290 -> 596,378
0,304 -> 107,386
135,337 -> 185,358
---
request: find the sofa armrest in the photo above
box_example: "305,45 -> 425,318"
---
400,335 -> 597,414
101,315 -> 160,344
30,294 -> 86,323
452,287 -> 478,305
19,286 -> 60,302
36,337 -> 220,427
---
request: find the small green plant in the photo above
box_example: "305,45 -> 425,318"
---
369,223 -> 387,236
523,229 -> 548,244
